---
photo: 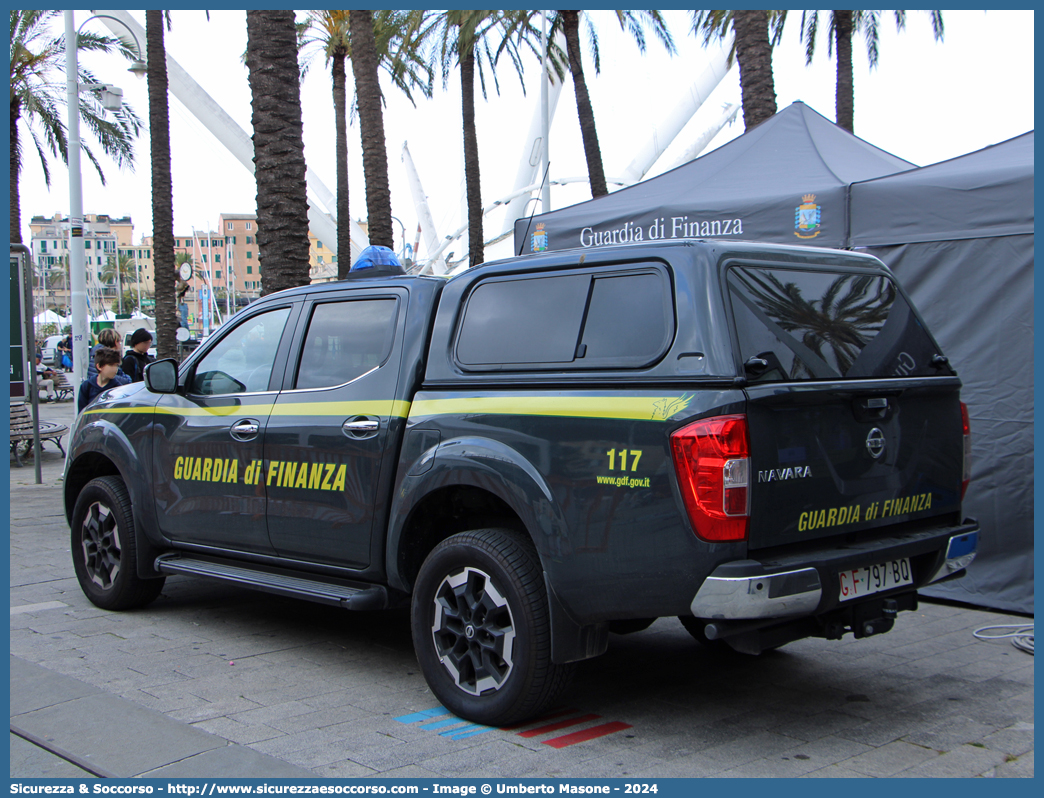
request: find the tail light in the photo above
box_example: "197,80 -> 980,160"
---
960,402 -> 971,500
670,414 -> 750,542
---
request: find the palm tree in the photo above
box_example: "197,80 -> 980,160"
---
245,10 -> 311,294
303,11 -> 352,277
432,11 -> 538,267
349,10 -> 393,250
691,10 -> 787,131
146,10 -> 177,359
799,11 -> 944,133
9,10 -> 142,243
303,10 -> 432,276
100,253 -> 137,313
552,11 -> 674,198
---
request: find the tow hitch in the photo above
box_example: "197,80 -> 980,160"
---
821,594 -> 917,640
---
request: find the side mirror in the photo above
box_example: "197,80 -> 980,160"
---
144,358 -> 179,394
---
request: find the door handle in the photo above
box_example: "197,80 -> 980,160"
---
230,418 -> 260,441
342,416 -> 380,439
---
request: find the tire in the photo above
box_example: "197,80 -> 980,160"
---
71,476 -> 165,610
411,528 -> 573,727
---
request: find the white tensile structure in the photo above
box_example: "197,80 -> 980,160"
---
98,11 -> 735,274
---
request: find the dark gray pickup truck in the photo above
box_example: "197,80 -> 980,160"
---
64,239 -> 978,725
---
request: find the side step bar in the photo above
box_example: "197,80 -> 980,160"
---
154,554 -> 388,610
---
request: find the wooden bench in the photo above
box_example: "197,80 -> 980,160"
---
9,400 -> 69,467
52,371 -> 75,402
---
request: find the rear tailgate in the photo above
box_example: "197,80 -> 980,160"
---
724,259 -> 965,550
745,380 -> 963,548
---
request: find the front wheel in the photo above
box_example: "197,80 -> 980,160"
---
411,528 -> 573,726
71,476 -> 165,610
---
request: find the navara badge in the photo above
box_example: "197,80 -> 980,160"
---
866,428 -> 886,459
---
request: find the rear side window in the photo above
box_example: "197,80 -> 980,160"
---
456,266 -> 672,371
295,298 -> 398,389
727,265 -> 948,381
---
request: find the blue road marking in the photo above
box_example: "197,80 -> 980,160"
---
394,707 -> 448,724
445,725 -> 495,740
419,717 -> 467,731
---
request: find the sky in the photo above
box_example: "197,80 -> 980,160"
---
16,9 -> 1035,266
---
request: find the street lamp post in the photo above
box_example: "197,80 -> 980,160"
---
65,11 -> 146,384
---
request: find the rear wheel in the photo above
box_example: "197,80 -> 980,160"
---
411,528 -> 573,726
71,476 -> 165,610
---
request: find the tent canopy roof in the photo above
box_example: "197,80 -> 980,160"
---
515,102 -> 915,252
850,131 -> 1034,246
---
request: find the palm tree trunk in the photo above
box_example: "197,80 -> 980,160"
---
332,49 -> 351,279
460,44 -> 484,267
147,10 -> 177,360
10,99 -> 22,244
246,10 -> 312,295
562,11 -> 608,199
350,10 -> 394,250
732,10 -> 778,130
834,10 -> 855,132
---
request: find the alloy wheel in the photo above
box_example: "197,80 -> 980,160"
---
81,501 -> 122,590
431,566 -> 516,695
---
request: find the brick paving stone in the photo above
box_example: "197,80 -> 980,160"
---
802,764 -> 867,777
773,709 -> 871,742
192,716 -> 284,745
991,749 -> 1034,778
902,714 -> 1002,751
842,740 -> 940,776
895,743 -> 1009,777
980,723 -> 1035,757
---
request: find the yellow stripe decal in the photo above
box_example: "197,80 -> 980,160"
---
409,394 -> 695,422
84,400 -> 413,419
83,395 -> 692,422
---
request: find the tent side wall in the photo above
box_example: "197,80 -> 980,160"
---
861,236 -> 1034,614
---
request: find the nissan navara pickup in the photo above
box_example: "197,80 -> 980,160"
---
65,240 -> 978,726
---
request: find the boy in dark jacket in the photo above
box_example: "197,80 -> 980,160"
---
78,347 -> 131,413
121,328 -> 155,382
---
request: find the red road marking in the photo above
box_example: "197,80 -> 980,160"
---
517,712 -> 601,738
500,708 -> 578,731
543,721 -> 633,749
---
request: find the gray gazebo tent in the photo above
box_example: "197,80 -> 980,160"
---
513,102 -> 914,255
851,132 -> 1034,614
512,103 -> 1033,614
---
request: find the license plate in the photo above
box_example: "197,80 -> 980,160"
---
838,558 -> 912,601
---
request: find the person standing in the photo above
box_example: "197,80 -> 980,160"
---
57,328 -> 73,371
121,329 -> 155,383
86,328 -> 126,382
77,348 -> 131,414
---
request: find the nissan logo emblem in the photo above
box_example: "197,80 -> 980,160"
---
866,428 -> 886,459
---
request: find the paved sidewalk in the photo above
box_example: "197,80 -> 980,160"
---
9,396 -> 1034,778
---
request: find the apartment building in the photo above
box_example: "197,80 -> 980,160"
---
29,213 -> 135,314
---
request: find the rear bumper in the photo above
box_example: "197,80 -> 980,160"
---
690,521 -> 979,621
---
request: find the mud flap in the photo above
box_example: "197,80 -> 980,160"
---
544,573 -> 609,664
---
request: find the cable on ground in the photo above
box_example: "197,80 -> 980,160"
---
973,624 -> 1034,654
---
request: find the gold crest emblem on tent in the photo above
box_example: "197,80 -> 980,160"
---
794,194 -> 822,239
531,223 -> 548,252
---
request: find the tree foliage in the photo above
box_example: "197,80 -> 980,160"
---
799,10 -> 944,132
9,10 -> 142,242
691,10 -> 786,131
551,10 -> 674,198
